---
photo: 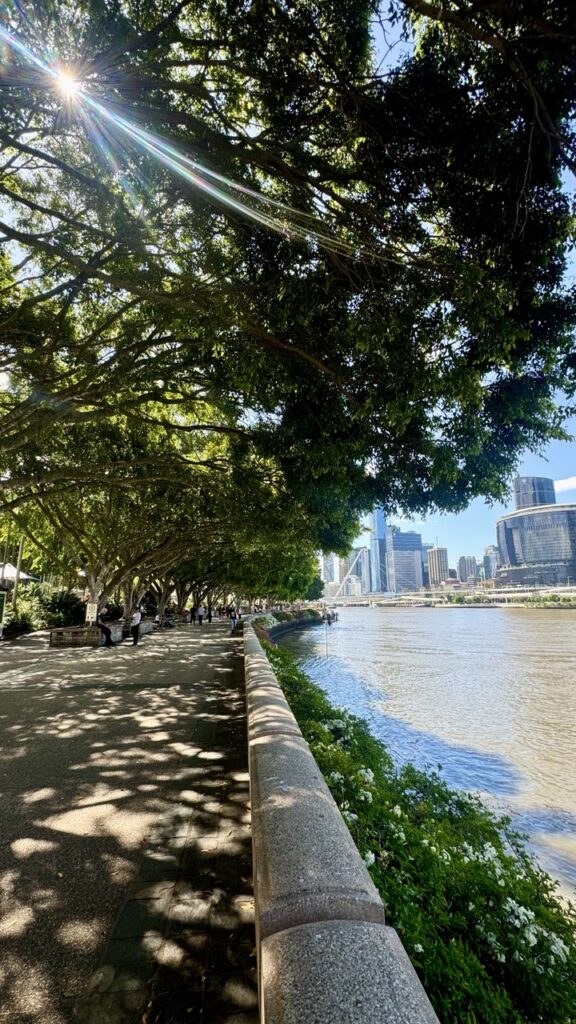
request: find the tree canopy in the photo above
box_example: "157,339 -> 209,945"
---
1,0 -> 575,593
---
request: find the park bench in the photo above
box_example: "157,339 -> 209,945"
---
49,618 -> 154,647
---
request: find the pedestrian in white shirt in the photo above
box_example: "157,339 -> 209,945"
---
197,604 -> 205,626
131,607 -> 142,645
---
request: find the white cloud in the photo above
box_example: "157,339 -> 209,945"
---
554,476 -> 576,493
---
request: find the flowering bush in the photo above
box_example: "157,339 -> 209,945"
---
265,643 -> 576,1024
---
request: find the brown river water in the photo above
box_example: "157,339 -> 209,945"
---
280,606 -> 576,901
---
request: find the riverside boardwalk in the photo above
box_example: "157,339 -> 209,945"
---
0,622 -> 257,1024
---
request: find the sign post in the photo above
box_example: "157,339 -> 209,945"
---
85,602 -> 98,624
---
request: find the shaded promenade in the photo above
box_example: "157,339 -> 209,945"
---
0,623 -> 256,1024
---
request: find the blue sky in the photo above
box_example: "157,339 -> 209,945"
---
389,419 -> 576,563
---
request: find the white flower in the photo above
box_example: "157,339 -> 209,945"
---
359,789 -> 373,803
358,768 -> 375,785
413,943 -> 424,954
549,935 -> 569,963
342,810 -> 358,825
391,805 -> 403,817
363,851 -> 376,868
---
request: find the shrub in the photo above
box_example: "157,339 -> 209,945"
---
2,611 -> 34,638
264,643 -> 576,1024
43,590 -> 86,627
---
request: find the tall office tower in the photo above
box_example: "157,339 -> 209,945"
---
370,506 -> 388,592
483,545 -> 501,580
340,547 -> 371,594
513,476 -> 556,511
386,529 -> 423,592
457,555 -> 478,582
421,542 -> 434,587
320,552 -> 340,585
357,546 -> 372,594
428,547 -> 449,585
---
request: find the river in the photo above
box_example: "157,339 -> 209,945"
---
280,606 -> 576,901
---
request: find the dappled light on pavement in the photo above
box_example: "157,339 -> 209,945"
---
0,623 -> 256,1024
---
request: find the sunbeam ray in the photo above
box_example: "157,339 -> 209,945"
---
0,22 -> 389,262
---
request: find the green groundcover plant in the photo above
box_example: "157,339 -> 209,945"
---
264,643 -> 576,1024
1,585 -> 87,638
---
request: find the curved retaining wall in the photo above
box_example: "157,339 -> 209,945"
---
244,621 -> 440,1023
266,616 -> 323,640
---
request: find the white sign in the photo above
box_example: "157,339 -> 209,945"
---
86,603 -> 98,623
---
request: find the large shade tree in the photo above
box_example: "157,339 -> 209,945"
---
0,0 -> 575,528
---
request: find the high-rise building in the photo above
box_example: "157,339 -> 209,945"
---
370,506 -> 388,592
483,545 -> 501,580
513,476 -> 556,511
357,546 -> 372,594
320,552 -> 340,585
421,543 -> 434,587
457,555 -> 478,583
341,547 -> 371,594
496,478 -> 576,586
428,547 -> 449,586
340,575 -> 362,597
386,529 -> 423,592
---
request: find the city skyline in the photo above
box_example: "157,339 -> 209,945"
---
378,425 -> 576,565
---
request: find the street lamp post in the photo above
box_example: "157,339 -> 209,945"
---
0,520 -> 11,584
12,537 -> 24,610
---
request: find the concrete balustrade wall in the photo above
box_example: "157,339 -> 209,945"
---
244,621 -> 440,1024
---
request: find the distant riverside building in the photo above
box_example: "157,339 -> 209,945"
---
320,552 -> 340,585
496,476 -> 576,586
421,542 -> 434,587
386,529 -> 423,592
340,574 -> 362,597
370,506 -> 388,592
341,547 -> 372,595
483,545 -> 501,580
357,546 -> 372,594
513,476 -> 556,511
428,547 -> 449,586
457,555 -> 478,583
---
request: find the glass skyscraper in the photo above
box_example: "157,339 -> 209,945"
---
370,506 -> 388,592
386,529 -> 423,592
513,476 -> 556,510
496,477 -> 576,585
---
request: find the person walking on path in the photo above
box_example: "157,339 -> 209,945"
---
229,607 -> 238,630
97,606 -> 116,647
190,606 -> 197,624
131,606 -> 142,645
197,604 -> 205,626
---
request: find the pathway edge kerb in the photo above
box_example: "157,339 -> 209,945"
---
243,621 -> 441,1024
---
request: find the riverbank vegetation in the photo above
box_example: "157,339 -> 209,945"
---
445,594 -> 576,609
264,643 -> 576,1024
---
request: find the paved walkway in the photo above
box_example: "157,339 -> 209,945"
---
0,623 -> 256,1024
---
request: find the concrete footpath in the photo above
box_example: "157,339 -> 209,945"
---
0,623 -> 257,1024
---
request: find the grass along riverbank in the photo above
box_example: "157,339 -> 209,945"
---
263,642 -> 576,1024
